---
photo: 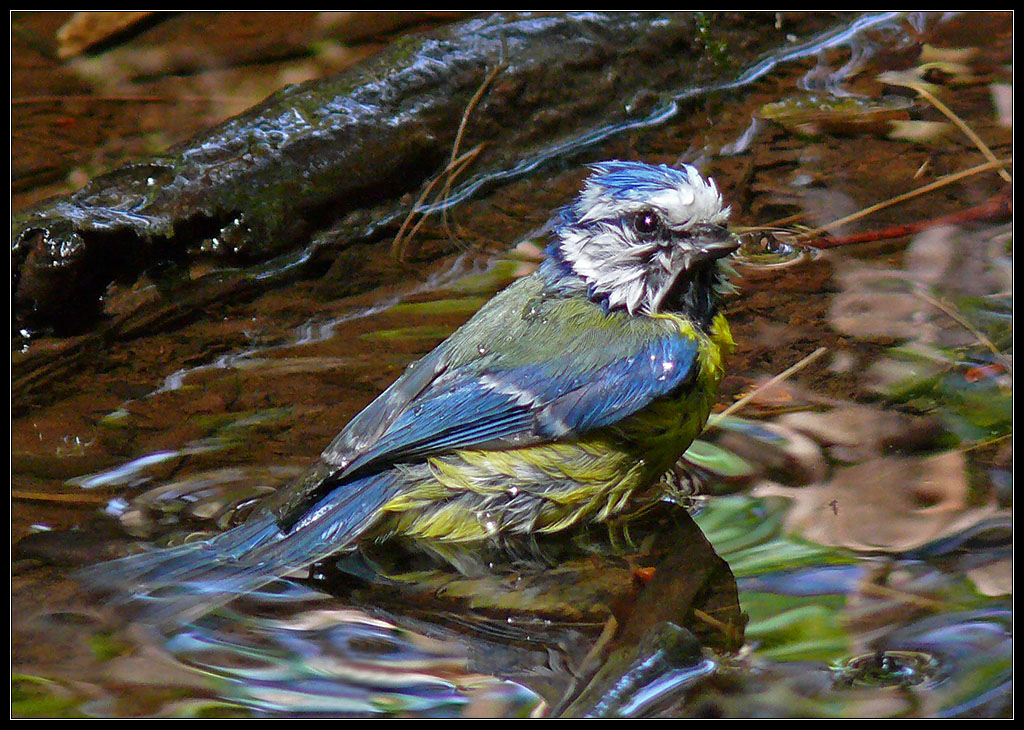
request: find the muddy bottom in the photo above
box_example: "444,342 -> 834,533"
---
12,12 -> 1012,718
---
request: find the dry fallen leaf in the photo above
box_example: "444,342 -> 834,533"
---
57,11 -> 155,59
754,450 -> 1001,553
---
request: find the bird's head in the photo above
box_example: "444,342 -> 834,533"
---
544,161 -> 737,323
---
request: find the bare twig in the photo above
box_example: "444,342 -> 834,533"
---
911,285 -> 1013,372
907,81 -> 1012,183
796,157 -> 1012,243
390,143 -> 485,262
12,490 -> 110,504
439,62 -> 508,239
446,62 -> 507,190
710,347 -> 829,424
798,191 -> 1011,249
391,61 -> 506,262
958,432 -> 1012,453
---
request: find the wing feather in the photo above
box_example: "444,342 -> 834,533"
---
271,279 -> 700,529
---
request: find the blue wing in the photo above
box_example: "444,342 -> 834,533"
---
269,281 -> 701,530
357,333 -> 699,463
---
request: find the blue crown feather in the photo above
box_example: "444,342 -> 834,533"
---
583,161 -> 694,203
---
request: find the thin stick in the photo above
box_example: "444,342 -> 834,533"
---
439,62 -> 508,234
857,580 -> 949,611
800,192 -> 1011,249
391,62 -> 505,261
693,607 -> 740,635
448,62 -> 507,175
796,158 -> 1012,241
12,490 -> 111,504
391,144 -> 485,261
909,82 -> 1013,183
710,346 -> 829,424
911,285 -> 1012,371
733,211 -> 807,233
958,432 -> 1012,453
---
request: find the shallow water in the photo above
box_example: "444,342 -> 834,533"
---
11,12 -> 1012,718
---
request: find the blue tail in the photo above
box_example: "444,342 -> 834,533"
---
77,470 -> 403,626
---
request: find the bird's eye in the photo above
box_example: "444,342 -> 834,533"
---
631,209 -> 662,237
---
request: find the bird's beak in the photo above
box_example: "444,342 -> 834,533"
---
647,225 -> 738,314
692,224 -> 740,263
646,226 -> 734,313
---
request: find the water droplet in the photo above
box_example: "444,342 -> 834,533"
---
521,299 -> 545,322
833,650 -> 940,688
479,511 -> 499,535
732,231 -> 815,269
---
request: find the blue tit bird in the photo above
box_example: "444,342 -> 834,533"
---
80,160 -> 738,621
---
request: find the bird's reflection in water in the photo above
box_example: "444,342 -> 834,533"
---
307,501 -> 745,717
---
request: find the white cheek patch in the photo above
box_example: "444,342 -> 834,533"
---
565,229 -> 655,316
557,162 -> 730,314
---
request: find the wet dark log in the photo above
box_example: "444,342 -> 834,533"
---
12,12 -> 858,337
